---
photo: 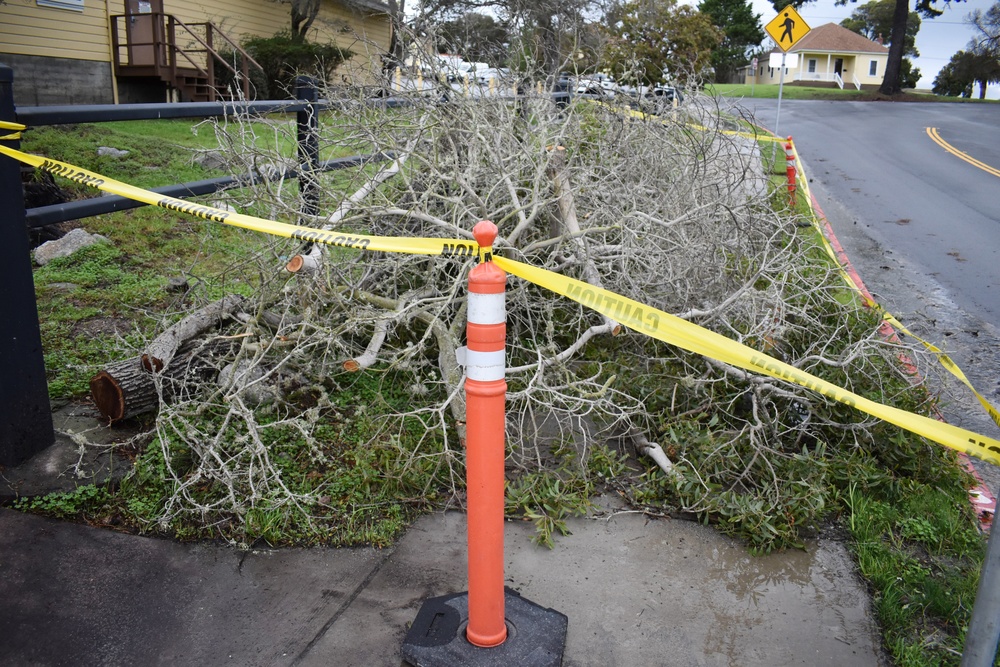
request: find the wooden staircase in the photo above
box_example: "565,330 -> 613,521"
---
110,13 -> 263,102
173,67 -> 220,102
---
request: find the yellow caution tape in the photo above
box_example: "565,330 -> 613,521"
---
0,144 -> 478,259
4,139 -> 999,467
597,100 -> 784,142
495,255 -> 1000,467
787,139 -> 1000,433
0,119 -> 26,140
879,308 -> 1000,431
687,121 -> 785,142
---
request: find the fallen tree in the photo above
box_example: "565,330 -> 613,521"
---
115,86 -> 950,551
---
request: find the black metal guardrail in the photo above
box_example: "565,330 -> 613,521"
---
0,68 -> 397,466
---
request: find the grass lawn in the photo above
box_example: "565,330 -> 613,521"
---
706,82 -> 999,103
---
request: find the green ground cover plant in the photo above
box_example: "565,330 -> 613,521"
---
10,91 -> 994,666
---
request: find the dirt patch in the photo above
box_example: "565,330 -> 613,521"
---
72,316 -> 134,338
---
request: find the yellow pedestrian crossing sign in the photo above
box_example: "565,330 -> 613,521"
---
765,6 -> 811,51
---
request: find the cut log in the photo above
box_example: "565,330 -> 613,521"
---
90,358 -> 158,423
92,337 -> 239,423
141,294 -> 245,372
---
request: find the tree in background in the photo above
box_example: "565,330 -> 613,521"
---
840,0 -> 919,53
436,12 -> 509,63
932,47 -> 1000,98
963,1 -> 1000,97
773,0 -> 958,95
604,0 -> 722,86
698,0 -> 765,83
962,45 -> 1000,97
933,50 -> 975,96
968,0 -> 1000,51
290,0 -> 321,41
898,57 -> 920,88
413,0 -> 597,76
560,20 -> 608,73
840,0 -> 921,88
385,0 -> 406,74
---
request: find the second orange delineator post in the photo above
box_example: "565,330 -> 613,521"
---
464,220 -> 508,648
785,136 -> 797,207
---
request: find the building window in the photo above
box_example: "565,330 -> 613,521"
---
808,59 -> 817,73
37,0 -> 84,9
869,60 -> 878,76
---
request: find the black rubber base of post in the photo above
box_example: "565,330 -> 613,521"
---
401,587 -> 568,667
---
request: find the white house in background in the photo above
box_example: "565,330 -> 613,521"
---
748,22 -> 889,90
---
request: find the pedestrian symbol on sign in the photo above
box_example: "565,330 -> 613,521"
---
764,6 -> 811,51
780,13 -> 795,43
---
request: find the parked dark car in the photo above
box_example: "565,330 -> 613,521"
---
646,86 -> 683,106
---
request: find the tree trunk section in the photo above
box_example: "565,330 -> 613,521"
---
142,294 -> 245,373
879,0 -> 910,95
90,358 -> 158,423
94,329 -> 241,422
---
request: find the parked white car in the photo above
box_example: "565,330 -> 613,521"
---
576,73 -> 618,98
434,54 -> 466,81
452,62 -> 488,82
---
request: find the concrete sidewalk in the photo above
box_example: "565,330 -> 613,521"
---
0,505 -> 884,666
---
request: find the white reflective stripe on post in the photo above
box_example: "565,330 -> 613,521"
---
466,349 -> 505,382
468,292 -> 505,325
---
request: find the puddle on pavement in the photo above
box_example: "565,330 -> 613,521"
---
700,540 -> 879,666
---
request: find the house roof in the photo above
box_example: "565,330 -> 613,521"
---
774,22 -> 889,55
344,0 -> 390,13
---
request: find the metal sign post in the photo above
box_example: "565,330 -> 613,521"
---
764,7 -> 810,154
962,489 -> 1000,666
775,51 -> 787,139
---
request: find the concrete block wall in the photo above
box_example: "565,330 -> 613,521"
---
2,54 -> 115,106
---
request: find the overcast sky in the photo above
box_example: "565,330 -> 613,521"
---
746,0 -> 1000,98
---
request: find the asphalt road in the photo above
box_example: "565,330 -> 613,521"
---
749,100 -> 1000,319
727,98 -> 1000,488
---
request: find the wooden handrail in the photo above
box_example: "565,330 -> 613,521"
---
169,17 -> 264,101
166,19 -> 210,76
202,23 -> 264,73
111,13 -> 264,101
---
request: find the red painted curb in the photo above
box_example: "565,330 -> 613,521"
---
808,190 -> 996,532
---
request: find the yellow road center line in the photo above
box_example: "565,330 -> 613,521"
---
926,127 -> 1000,179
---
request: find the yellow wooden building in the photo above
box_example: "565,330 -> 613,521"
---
0,0 -> 391,105
748,23 -> 889,91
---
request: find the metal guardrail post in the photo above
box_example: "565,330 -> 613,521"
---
961,493 -> 1000,667
0,63 -> 55,467
295,76 -> 319,220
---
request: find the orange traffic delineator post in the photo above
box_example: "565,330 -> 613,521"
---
785,136 -> 797,208
464,220 -> 509,647
401,221 -> 567,667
